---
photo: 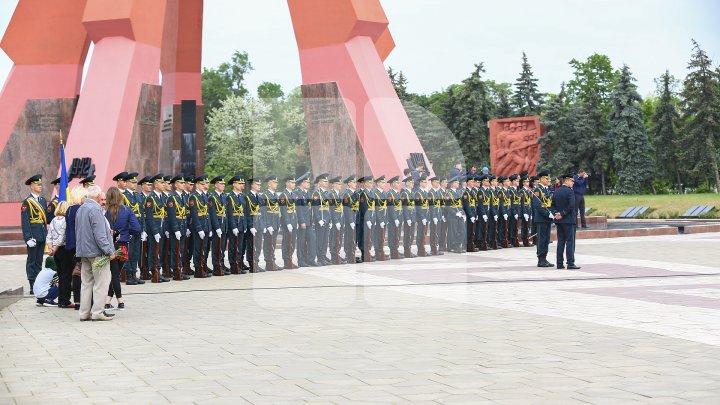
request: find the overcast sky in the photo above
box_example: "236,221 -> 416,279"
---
1,0 -> 719,98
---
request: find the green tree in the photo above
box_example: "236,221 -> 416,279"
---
257,81 -> 284,100
201,51 -> 253,122
512,52 -> 544,116
566,53 -> 617,110
652,71 -> 682,189
680,39 -> 720,192
579,90 -> 613,194
485,80 -> 513,118
610,65 -> 655,194
539,84 -> 576,174
388,66 -> 411,101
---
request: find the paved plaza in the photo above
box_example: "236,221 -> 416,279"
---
1,232 -> 719,404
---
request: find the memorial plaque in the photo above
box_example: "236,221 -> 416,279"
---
301,82 -> 371,177
489,116 -> 544,176
0,98 -> 76,202
125,84 -> 162,175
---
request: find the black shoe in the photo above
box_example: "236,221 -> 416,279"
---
557,265 -> 565,269
241,264 -> 250,271
223,270 -> 232,275
240,270 -> 248,274
182,275 -> 191,280
355,257 -> 363,263
135,277 -> 145,284
160,277 -> 170,282
341,258 -> 348,264
581,225 -> 589,229
104,303 -> 115,311
117,302 -> 125,311
567,265 -> 581,270
275,265 -> 284,271
126,278 -> 138,285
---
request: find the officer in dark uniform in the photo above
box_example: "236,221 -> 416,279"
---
166,175 -> 190,280
488,175 -> 500,249
341,175 -> 359,263
519,175 -> 533,247
209,176 -> 229,275
462,175 -> 477,252
476,175 -> 490,251
261,176 -> 282,271
137,176 -> 153,280
312,174 -> 331,265
80,175 -> 95,188
21,175 -> 48,293
144,174 -> 170,282
47,177 -> 61,224
357,176 -> 376,262
532,171 -> 554,267
386,176 -> 403,259
428,177 -> 444,256
414,175 -> 430,256
189,174 -> 211,277
530,175 -> 539,246
508,174 -> 521,247
244,178 -> 264,272
279,176 -> 299,269
122,172 -> 145,285
552,174 -> 580,269
497,176 -> 511,248
372,175 -> 387,261
327,176 -> 345,264
400,177 -> 416,258
181,175 -> 195,274
226,175 -> 248,274
438,178 -> 450,252
160,175 -> 173,278
445,176 -> 465,253
294,173 -> 316,267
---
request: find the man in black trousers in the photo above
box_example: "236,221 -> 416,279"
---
531,171 -> 554,268
552,174 -> 581,270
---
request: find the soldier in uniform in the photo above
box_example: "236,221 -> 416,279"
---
181,175 -> 195,274
160,175 -> 173,278
122,172 -> 145,285
21,175 -> 48,293
357,176 -> 375,262
80,175 -> 95,188
144,174 -> 170,282
372,176 -> 387,261
261,176 -> 282,271
400,177 -> 417,258
312,174 -> 331,265
279,176 -> 299,269
438,178 -> 449,252
552,173 -> 580,269
532,170 -> 554,267
414,175 -> 430,256
209,176 -> 229,276
508,174 -> 521,247
445,176 -> 465,253
137,176 -> 153,280
245,178 -> 264,272
326,176 -> 345,264
226,175 -> 248,274
519,175 -> 533,247
166,175 -> 190,280
386,176 -> 403,259
428,177 -> 444,256
294,174 -> 316,267
462,176 -> 477,252
488,175 -> 500,249
189,174 -> 211,277
496,176 -> 510,248
47,177 -> 61,224
342,175 -> 359,263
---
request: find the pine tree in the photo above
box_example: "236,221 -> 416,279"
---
610,65 -> 655,194
579,90 -> 612,194
512,52 -> 544,117
449,64 -> 493,167
539,84 -> 574,173
680,40 -> 720,192
652,71 -> 682,189
388,67 -> 410,101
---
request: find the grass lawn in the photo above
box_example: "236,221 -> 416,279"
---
584,193 -> 720,219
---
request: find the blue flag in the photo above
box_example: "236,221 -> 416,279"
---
59,139 -> 69,202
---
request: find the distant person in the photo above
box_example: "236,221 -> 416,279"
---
75,185 -> 117,321
448,163 -> 463,180
552,174 -> 580,270
34,256 -> 59,307
573,169 -> 589,229
468,165 -> 478,175
481,167 -> 490,175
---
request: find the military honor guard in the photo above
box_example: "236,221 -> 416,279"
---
414,175 -> 430,256
488,176 -> 500,249
438,178 -> 450,252
462,176 -> 477,252
166,175 -> 190,280
47,177 -> 61,224
181,175 -> 195,274
532,171 -> 555,268
356,176 -> 375,262
279,176 -> 299,269
386,176 -> 403,259
372,176 -> 388,261
519,175 -> 533,247
245,178 -> 264,272
144,175 -> 170,282
209,176 -> 229,276
445,176 -> 465,253
328,176 -> 345,264
342,175 -> 359,263
476,175 -> 491,251
21,175 -> 48,293
312,174 -> 331,265
400,176 -> 417,258
552,174 -> 581,270
121,172 -> 145,285
189,174 -> 211,277
226,175 -> 248,274
295,174 -> 317,267
261,176 -> 282,271
428,177 -> 445,256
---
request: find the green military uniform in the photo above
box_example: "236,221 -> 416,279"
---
21,175 -> 48,292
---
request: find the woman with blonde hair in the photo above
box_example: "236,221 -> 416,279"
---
63,186 -> 89,309
104,187 -> 140,311
47,201 -> 75,308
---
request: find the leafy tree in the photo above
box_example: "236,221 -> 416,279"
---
610,65 -> 655,194
512,52 -> 544,116
201,51 -> 253,122
257,81 -> 284,100
485,80 -> 513,118
566,53 -> 617,110
680,39 -> 720,192
652,71 -> 682,189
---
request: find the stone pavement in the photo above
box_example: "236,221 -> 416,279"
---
1,233 -> 719,404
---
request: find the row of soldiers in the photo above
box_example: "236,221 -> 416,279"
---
97,170 -> 547,284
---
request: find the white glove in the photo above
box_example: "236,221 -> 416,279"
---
394,219 -> 400,227
441,216 -> 446,223
209,231 -> 213,237
549,213 -> 555,219
233,228 -> 239,236
406,219 -> 412,226
483,215 -> 488,222
164,231 -> 169,238
350,222 -> 355,229
433,218 -> 438,225
318,220 -> 325,227
154,234 -> 161,243
503,214 -> 508,220
422,218 -> 427,225
216,229 -> 222,237
366,221 -> 372,229
250,228 -> 257,236
524,214 -> 529,222
380,222 -> 385,228
198,230 -> 205,240
141,231 -> 147,241
175,231 -> 181,240
267,226 -> 274,234
470,217 -> 475,223
462,216 -> 467,222
186,229 -> 191,237
335,223 -> 341,230
287,224 -> 293,232
455,212 -> 462,218
26,239 -> 36,248
514,214 -> 519,219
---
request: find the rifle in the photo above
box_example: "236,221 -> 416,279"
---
152,240 -> 159,283
174,238 -> 182,280
140,239 -> 148,280
514,214 -> 520,247
232,232 -> 239,274
215,232 -> 224,276
197,232 -> 206,278
163,237 -> 171,279
334,223 -> 341,265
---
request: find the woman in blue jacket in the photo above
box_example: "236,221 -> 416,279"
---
104,187 -> 141,310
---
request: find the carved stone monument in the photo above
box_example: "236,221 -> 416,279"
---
489,116 -> 543,176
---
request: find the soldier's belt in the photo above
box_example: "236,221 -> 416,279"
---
319,207 -> 329,211
287,209 -> 296,214
394,207 -> 402,211
503,202 -> 510,207
252,213 -> 261,216
334,208 -> 343,213
30,220 -> 45,224
153,215 -> 164,219
450,203 -> 461,208
268,209 -> 280,214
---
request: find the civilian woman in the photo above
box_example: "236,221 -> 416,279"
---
64,186 -> 88,309
47,201 -> 75,308
104,187 -> 140,310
